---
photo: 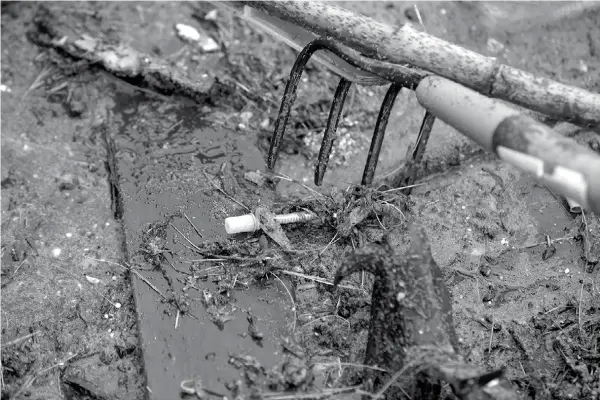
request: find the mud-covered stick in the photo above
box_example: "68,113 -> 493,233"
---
239,0 -> 600,127
225,211 -> 317,234
415,76 -> 600,214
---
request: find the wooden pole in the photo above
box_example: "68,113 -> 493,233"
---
241,1 -> 600,128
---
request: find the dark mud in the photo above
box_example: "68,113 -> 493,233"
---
2,2 -> 600,400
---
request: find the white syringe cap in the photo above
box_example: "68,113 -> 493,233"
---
224,214 -> 259,234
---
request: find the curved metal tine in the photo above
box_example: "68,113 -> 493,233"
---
267,40 -> 329,169
361,83 -> 404,186
314,78 -> 353,186
395,110 -> 436,194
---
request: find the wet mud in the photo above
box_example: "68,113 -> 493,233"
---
2,2 -> 599,400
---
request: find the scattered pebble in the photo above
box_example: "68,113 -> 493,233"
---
500,238 -> 509,246
112,276 -> 117,281
0,84 -> 12,92
440,8 -> 447,15
58,173 -> 79,191
461,205 -> 466,210
578,60 -> 588,73
114,302 -> 122,309
66,232 -> 73,238
565,268 -> 570,274
52,248 -> 62,258
204,9 -> 218,21
239,111 -> 253,123
486,37 -> 505,55
104,314 -> 109,319
105,222 -> 110,227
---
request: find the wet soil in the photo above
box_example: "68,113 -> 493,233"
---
2,2 -> 599,400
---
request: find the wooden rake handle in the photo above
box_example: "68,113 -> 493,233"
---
238,0 -> 600,129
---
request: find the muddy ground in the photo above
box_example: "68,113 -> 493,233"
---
2,2 -> 599,400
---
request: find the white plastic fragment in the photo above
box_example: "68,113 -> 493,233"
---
225,214 -> 259,235
176,23 -> 201,42
175,23 -> 219,53
52,248 -> 62,258
85,275 -> 101,285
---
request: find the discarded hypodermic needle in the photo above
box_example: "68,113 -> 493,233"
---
225,211 -> 316,234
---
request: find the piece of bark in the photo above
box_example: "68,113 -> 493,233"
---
240,1 -> 600,128
28,5 -> 234,106
334,224 -> 519,399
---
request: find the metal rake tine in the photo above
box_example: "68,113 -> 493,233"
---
267,39 -> 329,169
393,111 -> 436,193
361,83 -> 404,186
314,78 -> 353,186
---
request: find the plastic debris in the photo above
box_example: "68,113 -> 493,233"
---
175,23 -> 219,53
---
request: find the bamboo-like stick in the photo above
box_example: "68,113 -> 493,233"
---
241,1 -> 600,128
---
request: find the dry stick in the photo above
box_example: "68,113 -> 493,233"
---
11,353 -> 79,400
52,264 -> 119,308
242,1 -> 600,128
203,171 -> 250,211
169,223 -> 203,253
270,272 -> 297,333
183,212 -> 203,238
279,269 -> 361,291
93,258 -> 167,300
1,332 -> 39,349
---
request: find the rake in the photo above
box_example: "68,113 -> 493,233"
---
216,1 -> 600,214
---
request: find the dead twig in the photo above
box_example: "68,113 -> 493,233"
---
11,353 -> 78,400
278,269 -> 362,291
1,332 -> 39,349
93,258 -> 167,300
169,223 -> 203,253
183,212 -> 203,238
203,171 -> 250,211
270,272 -> 297,333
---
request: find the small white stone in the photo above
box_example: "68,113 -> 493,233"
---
114,302 -> 122,309
440,8 -> 447,15
500,238 -> 509,246
110,332 -> 115,338
565,268 -> 570,274
108,328 -> 112,333
105,222 -> 110,227
0,84 -> 12,92
66,232 -> 73,238
467,228 -> 472,232
112,276 -> 117,281
461,206 -> 466,210
52,248 -> 62,258
104,314 -> 109,319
